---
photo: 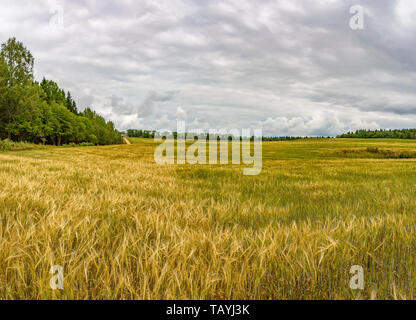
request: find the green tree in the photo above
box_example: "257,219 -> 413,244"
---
66,91 -> 78,114
0,38 -> 122,145
40,78 -> 66,105
0,37 -> 34,87
0,38 -> 35,139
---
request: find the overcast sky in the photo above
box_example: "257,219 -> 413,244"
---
1,0 -> 416,136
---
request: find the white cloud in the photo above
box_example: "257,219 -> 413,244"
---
1,0 -> 416,135
175,107 -> 187,121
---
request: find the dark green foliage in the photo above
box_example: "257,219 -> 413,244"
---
262,136 -> 313,141
127,129 -> 156,138
127,128 -> 321,143
338,129 -> 416,139
0,38 -> 122,146
65,91 -> 78,114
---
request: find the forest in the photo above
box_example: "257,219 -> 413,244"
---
338,129 -> 416,139
0,38 -> 122,145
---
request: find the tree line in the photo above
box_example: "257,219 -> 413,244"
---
126,129 -> 157,139
127,129 -> 323,141
0,38 -> 122,145
338,129 -> 416,139
262,136 -> 317,141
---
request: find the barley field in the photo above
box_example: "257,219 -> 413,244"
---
1,138 -> 416,299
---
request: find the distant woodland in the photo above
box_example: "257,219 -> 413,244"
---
338,129 -> 416,139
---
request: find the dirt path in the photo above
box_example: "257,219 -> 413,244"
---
123,137 -> 131,145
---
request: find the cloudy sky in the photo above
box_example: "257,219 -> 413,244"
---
1,0 -> 416,136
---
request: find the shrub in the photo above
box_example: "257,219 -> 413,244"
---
0,139 -> 37,152
79,142 -> 95,147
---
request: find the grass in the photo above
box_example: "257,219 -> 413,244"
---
1,138 -> 416,299
339,146 -> 416,159
0,139 -> 43,152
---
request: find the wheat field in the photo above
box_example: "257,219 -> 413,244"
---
1,138 -> 416,299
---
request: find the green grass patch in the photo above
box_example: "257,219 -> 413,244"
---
0,139 -> 43,152
339,147 -> 416,159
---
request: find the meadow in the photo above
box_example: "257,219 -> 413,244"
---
1,138 -> 416,299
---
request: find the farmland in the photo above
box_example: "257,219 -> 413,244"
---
1,138 -> 416,299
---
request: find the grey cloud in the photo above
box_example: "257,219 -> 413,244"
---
175,107 -> 187,121
2,0 -> 416,135
136,90 -> 178,118
107,90 -> 179,118
109,95 -> 135,115
77,94 -> 95,110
